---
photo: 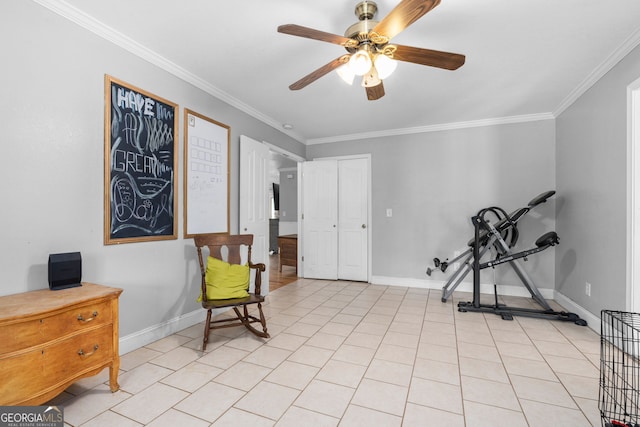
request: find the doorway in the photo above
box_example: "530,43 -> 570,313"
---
267,149 -> 301,290
239,135 -> 304,294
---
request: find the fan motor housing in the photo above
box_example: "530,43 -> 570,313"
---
344,20 -> 379,42
344,1 -> 380,52
355,1 -> 377,20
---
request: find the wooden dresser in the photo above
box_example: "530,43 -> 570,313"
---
278,234 -> 298,273
0,282 -> 123,405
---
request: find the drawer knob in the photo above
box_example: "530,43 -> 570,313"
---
77,311 -> 99,323
78,344 -> 99,358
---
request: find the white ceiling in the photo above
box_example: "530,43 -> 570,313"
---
39,0 -> 640,144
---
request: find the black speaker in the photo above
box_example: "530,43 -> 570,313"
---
48,252 -> 82,290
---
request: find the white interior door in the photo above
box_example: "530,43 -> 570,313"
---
239,135 -> 269,294
302,160 -> 338,279
338,158 -> 368,281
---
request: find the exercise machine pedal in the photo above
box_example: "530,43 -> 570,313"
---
426,257 -> 450,276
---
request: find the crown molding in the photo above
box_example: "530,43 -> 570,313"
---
33,0 -> 638,147
554,26 -> 640,117
305,113 -> 555,145
32,0 -> 305,144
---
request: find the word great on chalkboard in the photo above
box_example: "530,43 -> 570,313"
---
105,77 -> 178,243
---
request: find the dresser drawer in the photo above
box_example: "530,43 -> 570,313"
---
0,299 -> 113,355
0,324 -> 114,405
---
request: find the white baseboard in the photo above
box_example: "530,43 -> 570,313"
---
370,276 -> 438,290
370,276 -> 555,300
553,291 -> 601,333
119,309 -> 206,355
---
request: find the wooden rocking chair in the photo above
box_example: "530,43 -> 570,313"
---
194,234 -> 269,350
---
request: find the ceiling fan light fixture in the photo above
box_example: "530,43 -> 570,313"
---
348,49 -> 372,76
336,64 -> 355,85
278,0 -> 466,100
361,66 -> 381,88
374,53 -> 397,80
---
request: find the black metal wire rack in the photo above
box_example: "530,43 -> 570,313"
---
600,310 -> 640,427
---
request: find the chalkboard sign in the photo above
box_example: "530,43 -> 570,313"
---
183,109 -> 230,237
104,75 -> 178,244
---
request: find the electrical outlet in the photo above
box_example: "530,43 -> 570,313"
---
585,282 -> 591,297
386,208 -> 392,217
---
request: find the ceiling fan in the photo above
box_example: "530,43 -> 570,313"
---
278,0 -> 465,100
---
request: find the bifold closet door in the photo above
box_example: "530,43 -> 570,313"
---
338,158 -> 368,281
302,158 -> 368,281
302,160 -> 339,280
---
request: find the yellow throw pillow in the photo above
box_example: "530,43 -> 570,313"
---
199,256 -> 250,301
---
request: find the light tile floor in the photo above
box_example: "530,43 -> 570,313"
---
50,279 -> 603,426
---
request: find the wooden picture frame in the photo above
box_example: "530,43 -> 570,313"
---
183,109 -> 230,238
104,75 -> 178,244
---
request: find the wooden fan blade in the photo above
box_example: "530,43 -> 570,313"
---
289,55 -> 350,91
366,82 -> 385,100
278,24 -> 354,47
393,44 -> 465,70
373,0 -> 441,41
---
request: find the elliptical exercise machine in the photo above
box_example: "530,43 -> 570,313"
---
456,199 -> 586,326
426,191 -> 586,325
429,191 -> 555,304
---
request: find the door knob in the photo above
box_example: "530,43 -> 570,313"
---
361,224 -> 367,229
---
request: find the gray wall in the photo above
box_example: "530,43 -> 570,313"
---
1,2 -> 304,338
307,120 -> 557,288
556,44 -> 640,313
279,169 -> 298,223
